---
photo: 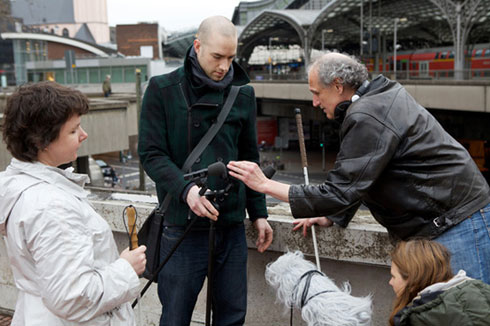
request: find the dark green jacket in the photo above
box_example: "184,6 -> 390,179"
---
395,275 -> 490,326
138,49 -> 267,227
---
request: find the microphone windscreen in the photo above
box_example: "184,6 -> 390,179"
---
207,161 -> 227,178
262,165 -> 276,179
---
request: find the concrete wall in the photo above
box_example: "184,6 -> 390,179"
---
0,99 -> 131,171
251,81 -> 490,113
0,197 -> 394,325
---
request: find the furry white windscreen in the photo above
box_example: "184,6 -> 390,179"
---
265,251 -> 372,326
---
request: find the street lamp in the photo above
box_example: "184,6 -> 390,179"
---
393,17 -> 407,79
268,37 -> 279,80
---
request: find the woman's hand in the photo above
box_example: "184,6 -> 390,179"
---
120,245 -> 147,275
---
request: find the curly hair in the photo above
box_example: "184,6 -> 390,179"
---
309,51 -> 369,90
2,81 -> 89,162
389,240 -> 453,325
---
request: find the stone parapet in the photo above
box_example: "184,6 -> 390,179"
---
0,194 -> 394,325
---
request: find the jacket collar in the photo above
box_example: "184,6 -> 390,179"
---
0,159 -> 89,235
8,158 -> 90,199
419,270 -> 470,295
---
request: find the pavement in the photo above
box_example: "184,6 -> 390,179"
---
92,148 -> 338,192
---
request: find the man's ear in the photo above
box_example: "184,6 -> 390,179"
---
334,80 -> 344,95
193,38 -> 201,55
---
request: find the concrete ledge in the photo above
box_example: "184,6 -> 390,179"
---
1,194 -> 394,326
251,81 -> 490,113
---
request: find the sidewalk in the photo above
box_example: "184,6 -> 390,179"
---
259,148 -> 336,180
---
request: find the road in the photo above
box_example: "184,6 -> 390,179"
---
92,154 -> 329,200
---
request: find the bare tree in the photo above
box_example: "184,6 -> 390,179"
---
429,0 -> 484,79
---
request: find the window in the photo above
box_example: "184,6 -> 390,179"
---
55,70 -> 65,84
124,67 -> 136,82
77,68 -> 88,84
62,28 -> 69,37
111,67 -> 123,83
89,68 -> 100,83
419,62 -> 429,76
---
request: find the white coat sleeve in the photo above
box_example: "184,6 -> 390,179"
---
24,198 -> 140,322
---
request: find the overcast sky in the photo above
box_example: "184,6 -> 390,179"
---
107,0 -> 251,32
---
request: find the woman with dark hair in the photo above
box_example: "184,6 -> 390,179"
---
0,82 -> 146,325
389,240 -> 490,326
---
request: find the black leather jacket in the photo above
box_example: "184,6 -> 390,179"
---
289,75 -> 490,240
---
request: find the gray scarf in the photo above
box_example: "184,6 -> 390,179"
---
189,46 -> 234,91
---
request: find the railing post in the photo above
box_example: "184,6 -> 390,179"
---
135,68 -> 145,191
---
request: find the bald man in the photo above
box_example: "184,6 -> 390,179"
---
138,16 -> 272,326
228,52 -> 490,284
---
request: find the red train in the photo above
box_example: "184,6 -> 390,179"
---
365,43 -> 490,79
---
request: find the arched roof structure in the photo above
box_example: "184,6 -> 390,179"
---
1,32 -> 110,57
163,29 -> 197,58
237,0 -> 490,66
238,9 -> 320,66
308,0 -> 456,52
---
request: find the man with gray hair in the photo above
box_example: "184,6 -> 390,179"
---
228,51 -> 490,284
138,16 -> 273,325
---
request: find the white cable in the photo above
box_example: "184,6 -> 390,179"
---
303,166 -> 321,271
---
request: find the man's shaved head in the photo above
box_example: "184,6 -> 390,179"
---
197,15 -> 237,45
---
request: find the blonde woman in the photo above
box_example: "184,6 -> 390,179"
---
389,240 -> 490,326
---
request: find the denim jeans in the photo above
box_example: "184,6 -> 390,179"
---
158,222 -> 247,326
434,203 -> 490,284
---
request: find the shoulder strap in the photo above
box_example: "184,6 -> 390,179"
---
159,85 -> 241,211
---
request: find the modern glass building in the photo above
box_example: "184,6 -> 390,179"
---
26,57 -> 150,85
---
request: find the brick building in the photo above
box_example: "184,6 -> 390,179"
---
116,23 -> 162,60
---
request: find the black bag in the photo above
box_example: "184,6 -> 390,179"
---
137,85 -> 241,281
137,206 -> 164,280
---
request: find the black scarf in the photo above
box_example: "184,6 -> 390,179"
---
188,46 -> 234,91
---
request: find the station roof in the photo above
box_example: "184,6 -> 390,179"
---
238,9 -> 320,61
162,0 -> 490,62
237,0 -> 490,62
163,29 -> 197,58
